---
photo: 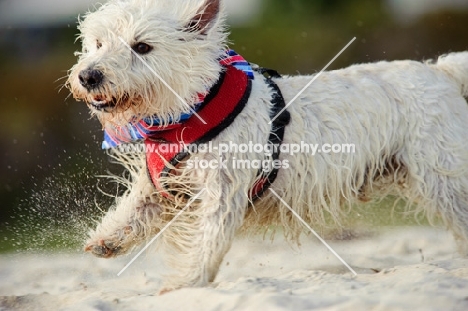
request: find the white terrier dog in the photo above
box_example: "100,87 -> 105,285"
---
67,0 -> 468,291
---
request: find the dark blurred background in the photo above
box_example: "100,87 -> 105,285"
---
1,0 -> 467,252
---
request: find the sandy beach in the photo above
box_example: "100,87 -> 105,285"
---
1,226 -> 468,310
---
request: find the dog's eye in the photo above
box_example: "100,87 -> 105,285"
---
132,42 -> 152,55
96,40 -> 102,49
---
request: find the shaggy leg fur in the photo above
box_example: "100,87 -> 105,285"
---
160,183 -> 249,291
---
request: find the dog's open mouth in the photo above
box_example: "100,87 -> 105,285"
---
87,94 -> 132,113
89,95 -> 117,112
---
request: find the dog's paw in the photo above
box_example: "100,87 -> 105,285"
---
84,199 -> 162,259
84,226 -> 132,258
84,238 -> 123,258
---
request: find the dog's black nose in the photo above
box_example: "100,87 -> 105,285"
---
78,69 -> 104,90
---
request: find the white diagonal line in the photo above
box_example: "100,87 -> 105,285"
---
117,188 -> 206,276
269,37 -> 356,124
269,188 -> 357,276
118,37 -> 207,125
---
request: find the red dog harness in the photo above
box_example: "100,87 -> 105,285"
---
145,65 -> 290,200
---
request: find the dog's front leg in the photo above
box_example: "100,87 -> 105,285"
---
160,173 -> 249,292
84,167 -> 161,258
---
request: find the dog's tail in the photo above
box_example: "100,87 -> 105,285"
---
435,52 -> 468,96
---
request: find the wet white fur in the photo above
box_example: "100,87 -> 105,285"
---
67,0 -> 468,292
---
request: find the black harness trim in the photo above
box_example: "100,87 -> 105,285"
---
249,67 -> 291,201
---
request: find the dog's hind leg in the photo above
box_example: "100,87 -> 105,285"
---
433,176 -> 468,255
404,150 -> 468,256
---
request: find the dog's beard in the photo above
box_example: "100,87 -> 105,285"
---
72,81 -> 150,126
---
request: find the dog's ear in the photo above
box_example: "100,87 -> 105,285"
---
184,0 -> 220,34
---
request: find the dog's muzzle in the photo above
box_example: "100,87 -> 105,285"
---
78,69 -> 120,112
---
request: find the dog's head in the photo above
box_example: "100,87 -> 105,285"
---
67,0 -> 227,126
